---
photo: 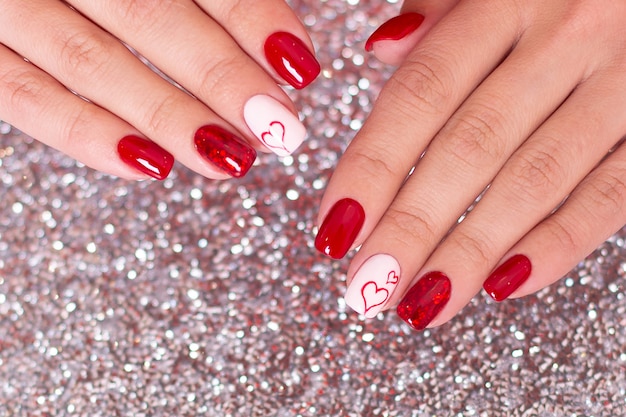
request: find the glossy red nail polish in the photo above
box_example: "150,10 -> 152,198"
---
265,32 -> 321,89
396,271 -> 451,331
117,135 -> 174,180
315,198 -> 365,259
194,125 -> 256,178
483,254 -> 532,302
365,12 -> 425,52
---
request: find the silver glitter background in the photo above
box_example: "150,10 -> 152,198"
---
1,0 -> 626,415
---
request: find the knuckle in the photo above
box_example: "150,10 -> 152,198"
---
451,227 -> 493,267
439,107 -> 507,169
116,0 -> 175,23
508,141 -> 565,200
196,54 -> 244,100
349,146 -> 403,179
59,105 -> 98,151
0,67 -> 48,112
545,216 -> 579,256
585,171 -> 626,215
384,205 -> 438,249
58,30 -> 116,79
141,92 -> 183,134
381,55 -> 451,117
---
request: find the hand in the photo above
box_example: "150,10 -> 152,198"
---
316,0 -> 626,330
0,0 -> 320,180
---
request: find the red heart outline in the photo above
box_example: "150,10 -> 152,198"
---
361,281 -> 390,314
261,121 -> 288,153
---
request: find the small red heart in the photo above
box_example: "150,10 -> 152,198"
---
386,270 -> 399,285
361,281 -> 389,314
261,121 -> 286,152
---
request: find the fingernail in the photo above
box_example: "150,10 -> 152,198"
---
194,125 -> 256,178
365,12 -> 425,52
396,271 -> 451,331
345,254 -> 401,318
315,198 -> 365,259
117,135 -> 174,180
483,254 -> 532,302
244,95 -> 306,157
265,32 -> 321,89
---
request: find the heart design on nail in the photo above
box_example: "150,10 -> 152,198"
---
386,270 -> 399,285
361,281 -> 389,314
261,121 -> 288,153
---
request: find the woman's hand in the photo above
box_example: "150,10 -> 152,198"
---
0,0 -> 320,180
316,0 -> 626,330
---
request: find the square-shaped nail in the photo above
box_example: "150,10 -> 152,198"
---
483,254 -> 532,302
315,198 -> 365,259
194,125 -> 256,178
345,254 -> 401,318
265,32 -> 320,89
118,135 -> 174,180
396,271 -> 451,331
244,95 -> 306,157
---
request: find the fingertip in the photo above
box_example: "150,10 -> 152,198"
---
365,13 -> 424,65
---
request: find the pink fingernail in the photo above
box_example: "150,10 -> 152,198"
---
345,254 -> 401,318
243,95 -> 306,156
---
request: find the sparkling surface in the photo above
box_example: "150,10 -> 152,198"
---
2,0 -> 626,415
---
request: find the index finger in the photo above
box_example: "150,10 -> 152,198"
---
315,1 -> 521,259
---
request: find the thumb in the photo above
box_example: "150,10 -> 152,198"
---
366,0 -> 461,66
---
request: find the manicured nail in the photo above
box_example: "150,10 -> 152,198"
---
194,125 -> 256,178
365,12 -> 425,52
483,254 -> 532,302
117,135 -> 174,180
265,32 -> 321,89
244,95 -> 306,157
396,271 -> 451,331
345,254 -> 401,318
315,198 -> 365,259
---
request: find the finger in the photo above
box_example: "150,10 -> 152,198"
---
484,141 -> 626,303
68,0 -> 309,157
0,1 -> 254,179
198,0 -> 320,89
366,0 -> 461,66
399,70 -> 626,330
341,12 -> 587,318
316,0 -> 522,260
0,44 -> 172,180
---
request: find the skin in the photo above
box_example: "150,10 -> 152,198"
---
320,0 -> 626,327
0,0 -> 313,180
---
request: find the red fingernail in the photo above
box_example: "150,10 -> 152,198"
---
483,254 -> 532,302
396,271 -> 451,331
365,12 -> 425,52
315,198 -> 365,259
117,135 -> 174,180
194,125 -> 256,178
265,32 -> 320,89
